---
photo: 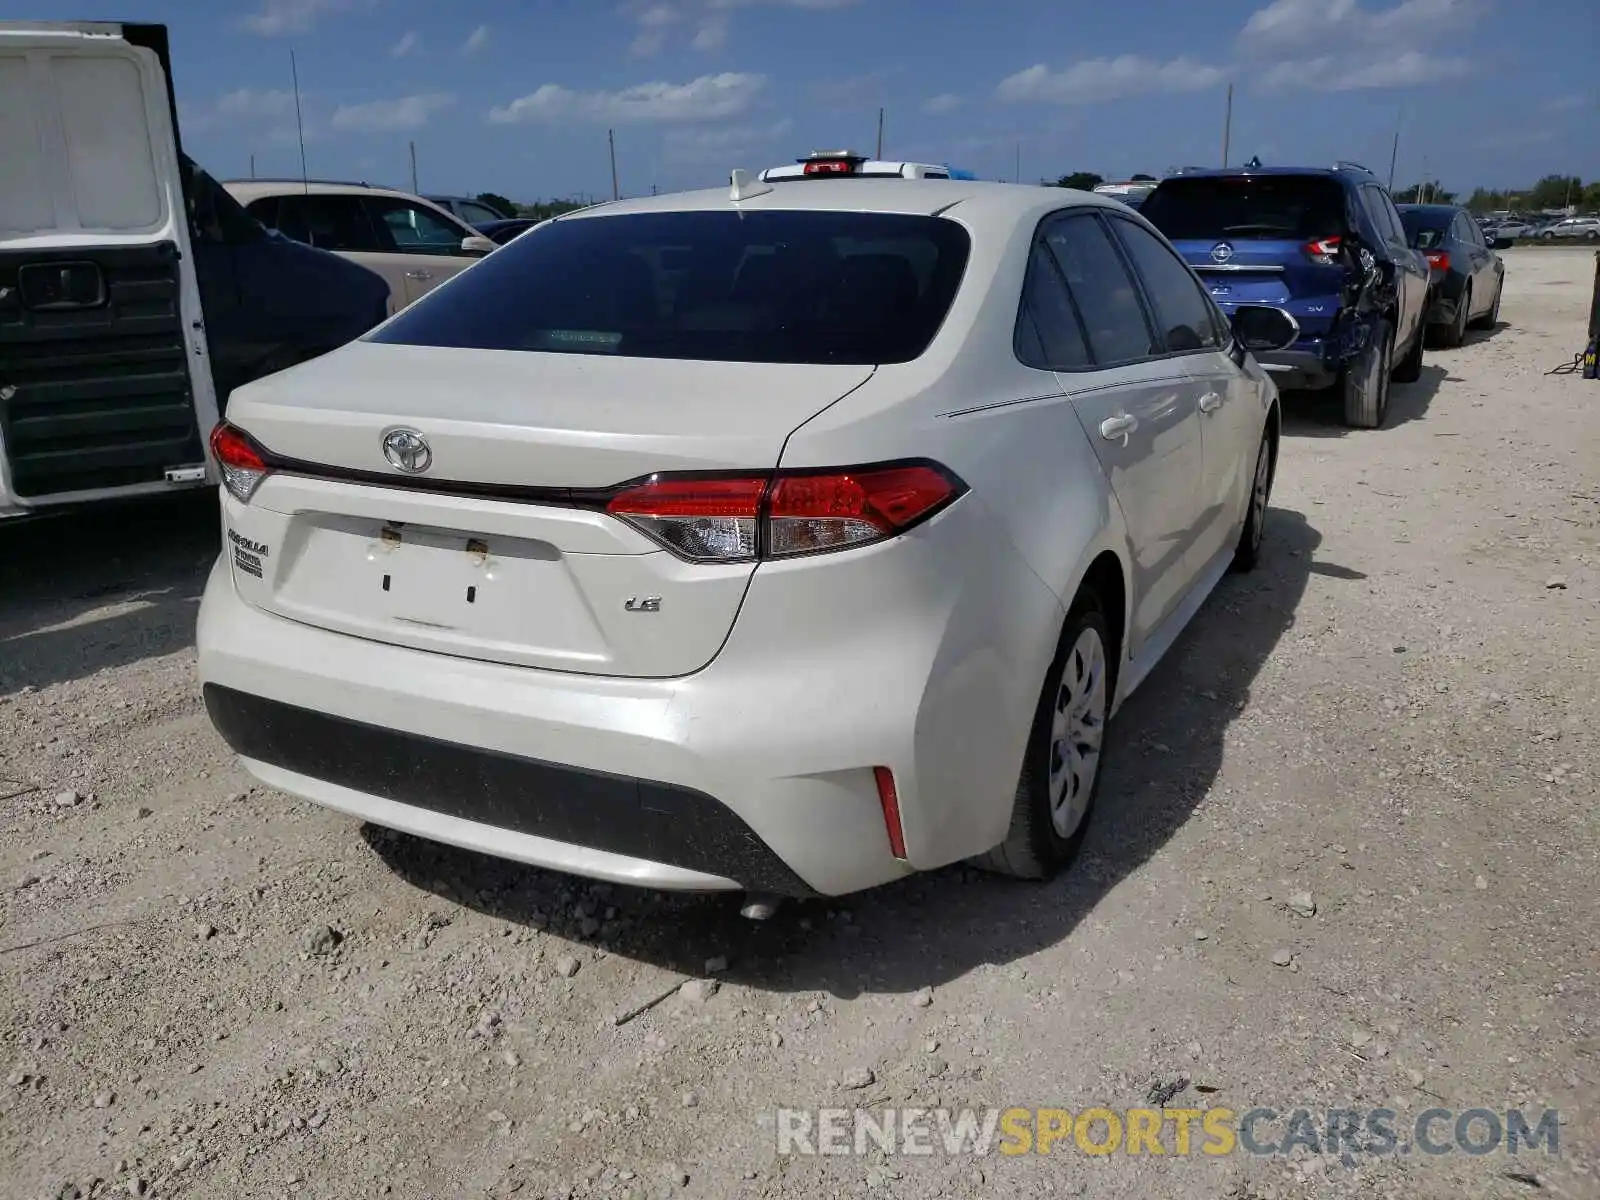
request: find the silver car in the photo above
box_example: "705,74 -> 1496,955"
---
1537,216 -> 1600,242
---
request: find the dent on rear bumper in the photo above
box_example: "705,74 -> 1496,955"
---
196,496 -> 1060,895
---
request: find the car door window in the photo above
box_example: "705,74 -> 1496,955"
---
365,199 -> 467,256
1041,215 -> 1156,365
1015,242 -> 1091,370
457,200 -> 506,226
273,195 -> 382,252
1105,217 -> 1224,354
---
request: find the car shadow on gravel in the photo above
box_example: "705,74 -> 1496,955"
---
0,493 -> 218,692
365,506 -> 1327,1002
1280,362 -> 1450,438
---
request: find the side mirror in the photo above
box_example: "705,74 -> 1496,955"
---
460,235 -> 497,257
1231,305 -> 1300,354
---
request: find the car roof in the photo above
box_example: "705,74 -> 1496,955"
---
554,179 -> 1132,225
1154,166 -> 1369,182
223,179 -> 437,205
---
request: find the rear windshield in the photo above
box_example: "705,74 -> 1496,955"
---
1398,209 -> 1450,249
1141,176 -> 1347,241
369,209 -> 971,365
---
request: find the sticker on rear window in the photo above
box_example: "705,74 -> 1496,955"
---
531,329 -> 623,352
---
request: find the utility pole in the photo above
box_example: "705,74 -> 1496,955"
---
1221,82 -> 1233,168
1015,142 -> 1021,184
409,140 -> 418,194
1387,106 -> 1401,190
290,48 -> 309,193
609,129 -> 619,201
876,107 -> 884,159
249,152 -> 256,179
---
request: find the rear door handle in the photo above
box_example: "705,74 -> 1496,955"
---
1099,414 -> 1139,442
1198,392 -> 1224,414
405,269 -> 434,281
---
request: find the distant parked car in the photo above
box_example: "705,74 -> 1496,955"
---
476,217 -> 542,244
425,194 -> 514,226
1490,217 -> 1538,240
1398,204 -> 1505,347
226,180 -> 499,311
1140,162 -> 1429,428
1538,216 -> 1600,241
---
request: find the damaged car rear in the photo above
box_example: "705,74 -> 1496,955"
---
1140,163 -> 1430,428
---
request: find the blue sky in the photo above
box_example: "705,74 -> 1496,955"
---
9,0 -> 1596,201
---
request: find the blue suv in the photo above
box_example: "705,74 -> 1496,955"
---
1140,163 -> 1430,428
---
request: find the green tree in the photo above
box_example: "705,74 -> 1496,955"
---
475,192 -> 516,218
1583,182 -> 1600,211
1130,173 -> 1157,181
515,198 -> 587,220
1464,187 -> 1508,213
1394,181 -> 1455,204
1053,171 -> 1104,190
1526,174 -> 1581,210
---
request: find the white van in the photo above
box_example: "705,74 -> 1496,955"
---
0,21 -> 388,519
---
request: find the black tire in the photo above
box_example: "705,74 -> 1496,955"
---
1231,424 -> 1274,573
1469,276 -> 1502,331
1340,317 -> 1392,429
1392,315 -> 1424,383
1538,231 -> 1554,241
975,597 -> 1116,880
1587,231 -> 1599,242
1437,283 -> 1470,349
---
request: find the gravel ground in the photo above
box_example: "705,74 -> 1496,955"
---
3,247 -> 1597,1200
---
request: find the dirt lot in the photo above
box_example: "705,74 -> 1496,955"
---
3,247 -> 1598,1200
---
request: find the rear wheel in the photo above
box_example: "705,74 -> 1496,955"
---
1230,427 -> 1273,572
1470,277 -> 1502,331
1438,283 -> 1470,349
975,599 -> 1115,880
1341,317 -> 1392,429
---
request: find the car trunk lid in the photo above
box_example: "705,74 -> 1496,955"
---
223,342 -> 875,678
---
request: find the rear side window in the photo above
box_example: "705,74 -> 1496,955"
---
1142,175 -> 1347,242
457,200 -> 506,226
364,198 -> 467,256
1015,243 -> 1091,370
369,210 -> 971,365
1040,215 -> 1155,365
272,195 -> 382,253
1106,218 -> 1224,353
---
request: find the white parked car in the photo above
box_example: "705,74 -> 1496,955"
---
1537,216 -> 1600,241
223,180 -> 499,312
197,153 -> 1297,902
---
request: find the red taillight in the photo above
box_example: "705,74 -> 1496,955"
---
803,159 -> 855,175
606,476 -> 765,561
1303,235 -> 1342,265
209,421 -> 271,503
1425,250 -> 1450,271
873,766 -> 907,861
606,462 -> 962,563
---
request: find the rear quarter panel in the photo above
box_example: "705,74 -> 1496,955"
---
775,203 -> 1136,865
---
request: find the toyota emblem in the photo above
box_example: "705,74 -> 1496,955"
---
1210,242 -> 1235,264
382,427 -> 432,474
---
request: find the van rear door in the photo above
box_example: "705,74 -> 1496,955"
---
0,21 -> 216,512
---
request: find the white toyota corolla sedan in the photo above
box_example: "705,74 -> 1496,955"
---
197,152 -> 1297,902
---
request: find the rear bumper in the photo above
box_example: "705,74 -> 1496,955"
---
196,494 -> 1060,897
1255,347 -> 1339,391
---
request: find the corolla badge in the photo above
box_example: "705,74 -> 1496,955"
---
1210,242 -> 1235,264
382,427 -> 432,474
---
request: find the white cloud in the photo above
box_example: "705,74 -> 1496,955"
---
182,87 -> 298,134
628,4 -> 681,56
239,0 -> 375,36
1258,50 -> 1470,90
1547,93 -> 1589,113
390,31 -> 420,58
461,25 -> 491,55
489,72 -> 766,124
809,68 -> 896,111
706,0 -> 860,7
1240,0 -> 1477,54
922,92 -> 962,115
330,93 -> 456,133
997,56 -> 1226,105
692,15 -> 730,49
661,117 -> 794,163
